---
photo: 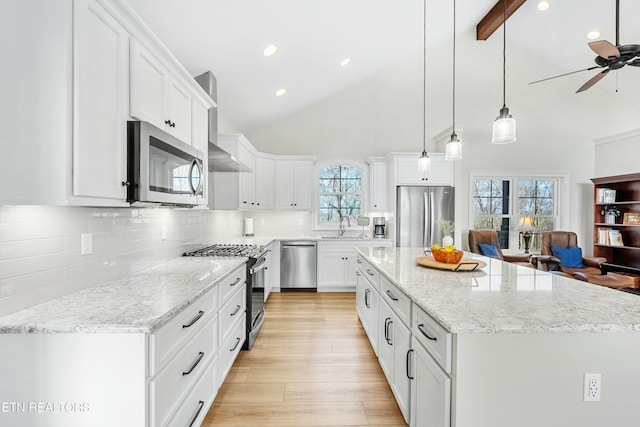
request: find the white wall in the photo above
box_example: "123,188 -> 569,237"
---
0,206 -> 243,317
246,29 -> 640,253
594,129 -> 640,178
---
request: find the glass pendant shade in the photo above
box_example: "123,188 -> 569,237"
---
418,151 -> 431,174
445,134 -> 462,160
491,107 -> 517,144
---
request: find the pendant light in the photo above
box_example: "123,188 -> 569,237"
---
445,0 -> 462,160
491,0 -> 517,144
418,0 -> 431,174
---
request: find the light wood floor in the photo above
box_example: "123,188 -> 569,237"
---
203,292 -> 408,427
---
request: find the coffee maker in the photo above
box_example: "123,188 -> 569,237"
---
373,217 -> 386,238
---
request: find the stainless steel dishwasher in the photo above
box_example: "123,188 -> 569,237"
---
281,241 -> 317,289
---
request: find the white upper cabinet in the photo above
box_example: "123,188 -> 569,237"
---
368,157 -> 388,212
73,0 -> 129,202
130,39 -> 192,144
394,153 -> 454,186
255,156 -> 276,210
276,159 -> 315,210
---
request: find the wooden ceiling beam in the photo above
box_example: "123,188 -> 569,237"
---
476,0 -> 527,41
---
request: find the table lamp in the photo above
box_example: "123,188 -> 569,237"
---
516,216 -> 537,254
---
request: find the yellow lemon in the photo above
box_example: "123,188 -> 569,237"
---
444,245 -> 455,252
431,244 -> 441,250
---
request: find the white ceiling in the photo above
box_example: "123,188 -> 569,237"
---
127,0 -> 640,136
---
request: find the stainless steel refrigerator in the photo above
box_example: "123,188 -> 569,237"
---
396,186 -> 455,247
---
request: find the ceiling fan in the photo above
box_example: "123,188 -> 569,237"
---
530,0 -> 640,93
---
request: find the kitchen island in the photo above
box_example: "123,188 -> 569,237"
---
0,257 -> 247,427
356,246 -> 640,427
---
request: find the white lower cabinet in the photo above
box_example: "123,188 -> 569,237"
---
379,299 -> 411,421
356,266 -> 380,355
166,358 -> 216,427
410,336 -> 451,427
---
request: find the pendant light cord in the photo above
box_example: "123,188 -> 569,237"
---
452,0 -> 456,134
423,0 -> 427,152
502,0 -> 507,108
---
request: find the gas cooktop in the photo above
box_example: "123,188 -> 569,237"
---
183,244 -> 265,258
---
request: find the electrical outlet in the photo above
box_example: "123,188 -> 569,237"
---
161,225 -> 167,241
584,373 -> 601,402
81,233 -> 93,255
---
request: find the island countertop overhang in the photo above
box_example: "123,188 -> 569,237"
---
356,246 -> 640,334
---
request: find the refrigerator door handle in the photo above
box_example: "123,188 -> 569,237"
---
423,191 -> 430,247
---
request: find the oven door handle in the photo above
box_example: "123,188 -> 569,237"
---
250,256 -> 268,274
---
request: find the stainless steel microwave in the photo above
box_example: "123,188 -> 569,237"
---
126,121 -> 204,207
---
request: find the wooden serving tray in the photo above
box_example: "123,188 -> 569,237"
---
416,256 -> 486,272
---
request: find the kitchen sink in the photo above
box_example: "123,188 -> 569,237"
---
321,236 -> 368,240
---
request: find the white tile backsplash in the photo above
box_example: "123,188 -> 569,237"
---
246,211 -> 315,237
0,205 -> 243,317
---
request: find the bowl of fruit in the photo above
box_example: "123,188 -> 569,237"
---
430,244 -> 464,264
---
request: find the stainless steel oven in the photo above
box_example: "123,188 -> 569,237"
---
183,244 -> 267,350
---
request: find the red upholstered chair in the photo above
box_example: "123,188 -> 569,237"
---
468,229 -> 534,268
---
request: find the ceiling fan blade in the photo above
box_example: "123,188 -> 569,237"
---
529,66 -> 602,85
628,58 -> 640,67
576,69 -> 610,93
589,40 -> 620,58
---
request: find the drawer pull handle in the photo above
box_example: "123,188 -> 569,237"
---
182,311 -> 204,328
182,352 -> 205,376
385,290 -> 399,301
356,271 -> 362,277
357,259 -> 362,264
418,324 -> 437,341
230,337 -> 241,352
406,349 -> 414,380
230,304 -> 241,316
366,269 -> 375,276
231,277 -> 242,286
188,400 -> 205,427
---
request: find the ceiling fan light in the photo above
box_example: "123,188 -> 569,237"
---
492,107 -> 516,144
418,151 -> 431,174
445,134 -> 462,160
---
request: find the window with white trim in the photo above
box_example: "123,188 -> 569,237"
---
471,176 -> 560,250
317,164 -> 363,226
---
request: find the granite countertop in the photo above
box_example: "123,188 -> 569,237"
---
0,257 -> 246,334
357,246 -> 640,334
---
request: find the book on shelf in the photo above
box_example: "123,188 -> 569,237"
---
598,228 -> 610,245
603,189 -> 617,203
596,188 -> 608,204
609,229 -> 624,246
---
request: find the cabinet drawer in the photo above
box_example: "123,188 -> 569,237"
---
219,283 -> 246,345
149,289 -> 216,375
150,316 -> 216,427
167,357 -> 216,427
361,259 -> 380,290
413,304 -> 452,374
379,275 -> 411,327
219,265 -> 246,305
217,316 -> 246,387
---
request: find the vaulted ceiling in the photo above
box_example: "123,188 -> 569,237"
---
128,0 -> 640,137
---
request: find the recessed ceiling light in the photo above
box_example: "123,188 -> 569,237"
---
340,58 -> 352,67
263,44 -> 278,57
275,88 -> 287,97
537,1 -> 550,11
587,30 -> 601,40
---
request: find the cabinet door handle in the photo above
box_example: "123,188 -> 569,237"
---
188,400 -> 205,427
230,304 -> 241,316
366,269 -> 375,276
182,310 -> 204,328
384,317 -> 393,345
418,323 -> 437,341
385,290 -> 399,301
356,271 -> 362,277
182,351 -> 205,376
406,349 -> 414,380
121,181 -> 130,187
357,259 -> 362,264
231,277 -> 242,286
230,337 -> 241,352
364,288 -> 370,308
165,119 -> 171,125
